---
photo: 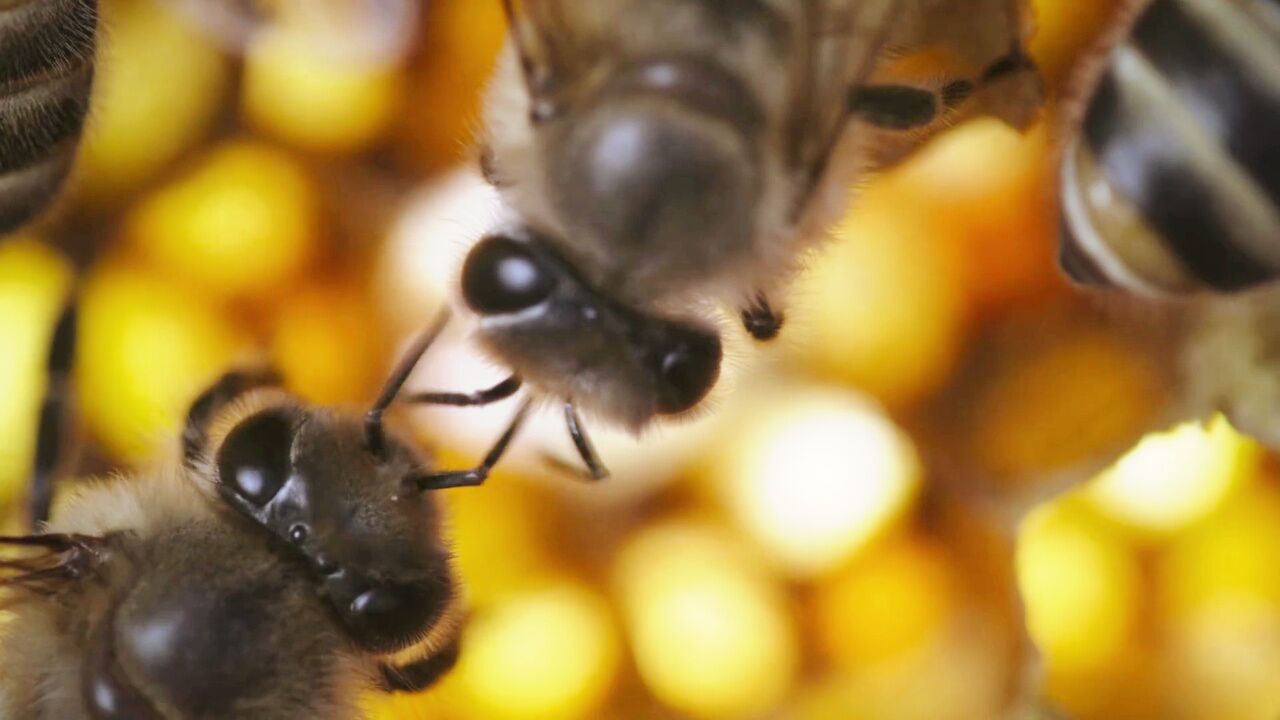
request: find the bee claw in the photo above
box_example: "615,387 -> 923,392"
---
741,294 -> 785,342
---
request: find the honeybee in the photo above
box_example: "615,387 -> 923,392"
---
0,0 -> 97,233
406,0 -> 1046,487
0,321 -> 464,719
1057,0 -> 1280,296
1052,0 -> 1280,448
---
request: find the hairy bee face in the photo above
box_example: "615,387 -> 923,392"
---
1059,0 -> 1280,297
0,0 -> 97,232
460,230 -> 723,430
208,395 -> 456,654
0,365 -> 466,719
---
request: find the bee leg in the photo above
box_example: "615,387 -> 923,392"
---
980,45 -> 1039,86
181,366 -> 283,466
378,635 -> 462,693
365,308 -> 452,456
0,533 -> 109,594
539,403 -> 609,481
407,398 -> 534,491
849,84 -> 939,130
30,297 -> 77,526
403,375 -> 523,407
973,43 -> 1043,130
740,293 -> 785,342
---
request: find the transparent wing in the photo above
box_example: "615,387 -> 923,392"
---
0,534 -> 108,604
787,0 -> 906,192
501,0 -> 580,121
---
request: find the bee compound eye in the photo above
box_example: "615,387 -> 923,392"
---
461,235 -> 557,315
216,410 -> 293,507
654,329 -> 723,415
347,582 -> 441,653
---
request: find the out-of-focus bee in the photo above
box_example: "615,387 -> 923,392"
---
1052,0 -> 1280,450
407,0 -> 1045,488
0,320 -> 464,719
0,0 -> 97,233
1057,0 -> 1280,296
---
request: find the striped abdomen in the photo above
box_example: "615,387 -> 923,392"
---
0,0 -> 97,232
1059,0 -> 1280,296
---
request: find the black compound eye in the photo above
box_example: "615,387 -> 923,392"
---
347,582 -> 441,653
461,235 -> 556,315
216,410 -> 294,507
654,327 -> 723,415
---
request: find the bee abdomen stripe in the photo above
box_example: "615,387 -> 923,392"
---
0,0 -> 95,231
0,140 -> 75,230
1083,42 -> 1280,291
1060,138 -> 1201,294
0,0 -> 97,86
0,65 -> 92,174
1131,0 -> 1280,202
1057,217 -> 1112,288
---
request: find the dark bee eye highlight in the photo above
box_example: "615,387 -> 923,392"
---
216,410 -> 294,507
654,328 -> 723,415
461,235 -> 556,315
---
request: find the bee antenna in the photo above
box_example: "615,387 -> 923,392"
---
364,307 -> 452,458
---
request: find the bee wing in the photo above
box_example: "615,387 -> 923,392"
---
793,0 -> 1044,193
0,534 -> 109,602
500,0 -> 580,120
787,0 -> 906,191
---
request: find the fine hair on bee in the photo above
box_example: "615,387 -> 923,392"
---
0,0 -> 98,233
412,0 -> 1044,483
1057,0 -> 1280,297
0,318 -> 474,719
3,0 -> 99,529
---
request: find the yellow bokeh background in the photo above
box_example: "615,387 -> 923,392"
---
4,1 -> 1278,719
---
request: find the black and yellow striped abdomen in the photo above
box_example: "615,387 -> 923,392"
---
0,0 -> 97,232
1059,0 -> 1280,296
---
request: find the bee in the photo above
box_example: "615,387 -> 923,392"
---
1057,0 -> 1280,296
0,0 -> 98,233
0,319 -> 465,719
404,0 -> 1045,488
1050,0 -> 1280,454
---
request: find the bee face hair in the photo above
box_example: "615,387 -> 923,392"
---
460,229 -> 723,430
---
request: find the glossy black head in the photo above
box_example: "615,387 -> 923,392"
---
460,229 -> 723,430
189,378 -> 457,655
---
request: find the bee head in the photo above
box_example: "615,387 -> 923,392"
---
459,229 -> 723,430
185,372 -> 457,655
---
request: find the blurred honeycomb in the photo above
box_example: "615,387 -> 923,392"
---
3,1 -> 1279,719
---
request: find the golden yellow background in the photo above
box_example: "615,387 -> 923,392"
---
2,1 -> 1278,718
